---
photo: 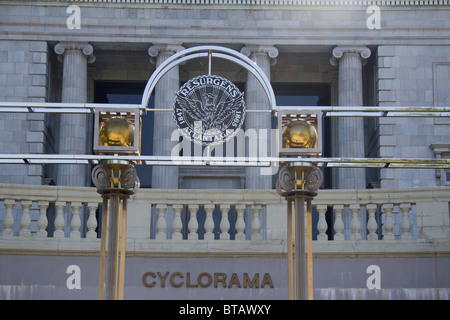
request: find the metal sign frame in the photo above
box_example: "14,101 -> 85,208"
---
0,45 -> 449,168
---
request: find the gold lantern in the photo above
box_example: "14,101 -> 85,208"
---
93,108 -> 141,155
277,109 -> 322,157
99,117 -> 135,147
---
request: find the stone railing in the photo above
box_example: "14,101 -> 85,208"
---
0,183 -> 449,243
0,184 -> 102,240
312,187 -> 450,241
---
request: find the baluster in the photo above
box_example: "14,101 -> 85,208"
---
187,204 -> 199,240
366,204 -> 378,241
349,204 -> 361,241
155,204 -> 167,240
204,204 -> 215,240
86,203 -> 98,239
400,203 -> 412,240
382,203 -> 395,240
37,201 -> 49,237
219,204 -> 231,240
70,202 -> 82,239
251,204 -> 262,241
172,205 -> 183,240
333,204 -> 345,241
54,202 -> 66,238
3,199 -> 15,238
235,204 -> 246,241
316,205 -> 328,241
19,201 -> 32,237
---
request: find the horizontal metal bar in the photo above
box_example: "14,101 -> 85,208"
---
146,109 -> 273,113
322,111 -> 450,117
0,154 -> 449,169
0,102 -> 145,114
0,102 -> 449,117
278,105 -> 450,112
277,106 -> 450,117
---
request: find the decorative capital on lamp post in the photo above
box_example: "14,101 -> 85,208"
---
276,164 -> 323,197
92,161 -> 140,196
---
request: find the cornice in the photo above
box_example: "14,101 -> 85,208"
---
1,238 -> 449,258
3,0 -> 450,6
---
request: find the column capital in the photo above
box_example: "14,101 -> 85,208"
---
241,45 -> 279,65
54,42 -> 95,63
330,45 -> 371,66
148,44 -> 185,64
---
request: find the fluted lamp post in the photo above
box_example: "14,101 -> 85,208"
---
92,108 -> 141,300
276,110 -> 323,300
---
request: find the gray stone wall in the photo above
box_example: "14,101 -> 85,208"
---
1,254 -> 449,300
0,40 -> 48,185
378,45 -> 450,188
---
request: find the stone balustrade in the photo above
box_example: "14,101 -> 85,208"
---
0,183 -> 449,244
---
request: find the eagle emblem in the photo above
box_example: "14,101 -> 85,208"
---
173,75 -> 246,146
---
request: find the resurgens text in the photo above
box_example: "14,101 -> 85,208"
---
142,271 -> 274,289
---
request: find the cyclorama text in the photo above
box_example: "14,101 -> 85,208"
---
142,271 -> 274,289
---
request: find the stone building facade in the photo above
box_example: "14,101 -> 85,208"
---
0,1 -> 449,190
0,0 -> 450,300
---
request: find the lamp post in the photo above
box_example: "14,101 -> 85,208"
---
276,110 -> 323,300
92,109 -> 141,300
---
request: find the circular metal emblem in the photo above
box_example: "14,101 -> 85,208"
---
173,74 -> 245,146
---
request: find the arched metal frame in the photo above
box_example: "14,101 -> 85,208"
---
140,45 -> 277,112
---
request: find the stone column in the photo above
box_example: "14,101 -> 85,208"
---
330,46 -> 371,189
148,44 -> 184,189
241,45 -> 278,189
54,42 -> 95,186
324,70 -> 339,187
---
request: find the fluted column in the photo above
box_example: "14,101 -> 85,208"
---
148,44 -> 184,189
54,42 -> 95,186
241,45 -> 278,189
330,46 -> 371,189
